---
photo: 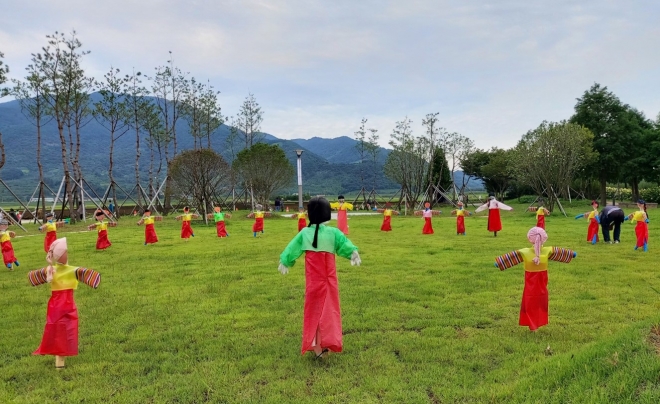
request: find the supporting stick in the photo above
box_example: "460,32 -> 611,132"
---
55,355 -> 65,368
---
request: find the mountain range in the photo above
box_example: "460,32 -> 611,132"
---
0,94 -> 480,202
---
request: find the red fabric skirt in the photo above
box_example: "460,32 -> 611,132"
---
95,230 -> 112,250
1,240 -> 16,265
253,217 -> 264,232
298,218 -> 307,232
381,216 -> 392,231
587,219 -> 599,242
337,210 -> 349,235
302,251 -> 342,354
487,209 -> 502,232
33,289 -> 79,356
145,223 -> 159,244
536,215 -> 545,229
216,221 -> 228,237
422,217 -> 434,234
44,231 -> 57,252
519,271 -> 549,331
181,221 -> 194,239
635,221 -> 649,248
456,216 -> 465,234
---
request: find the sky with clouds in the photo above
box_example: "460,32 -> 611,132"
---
1,0 -> 659,149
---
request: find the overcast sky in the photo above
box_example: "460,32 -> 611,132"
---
1,0 -> 659,149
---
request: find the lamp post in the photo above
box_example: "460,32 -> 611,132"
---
295,150 -> 304,210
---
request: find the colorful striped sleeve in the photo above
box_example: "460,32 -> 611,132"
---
75,267 -> 101,289
548,247 -> 575,263
495,250 -> 524,271
28,268 -> 48,286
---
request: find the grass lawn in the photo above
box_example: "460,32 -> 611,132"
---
1,202 -> 660,403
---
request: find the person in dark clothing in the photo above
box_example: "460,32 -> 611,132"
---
600,205 -> 625,243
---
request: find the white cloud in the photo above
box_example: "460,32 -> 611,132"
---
1,0 -> 659,150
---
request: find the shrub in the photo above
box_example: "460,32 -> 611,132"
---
639,187 -> 660,203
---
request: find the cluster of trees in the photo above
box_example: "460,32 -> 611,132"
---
383,113 -> 472,206
380,84 -> 660,211
0,32 -> 295,219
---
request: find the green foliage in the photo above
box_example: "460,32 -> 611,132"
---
513,121 -> 597,211
640,187 -> 660,203
430,146 -> 452,191
0,50 -> 8,87
169,148 -> 231,212
1,204 -> 659,402
462,148 -> 515,199
233,143 -> 295,206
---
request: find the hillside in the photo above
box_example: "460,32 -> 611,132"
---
0,95 -> 481,202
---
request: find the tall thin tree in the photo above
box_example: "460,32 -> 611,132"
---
32,31 -> 89,222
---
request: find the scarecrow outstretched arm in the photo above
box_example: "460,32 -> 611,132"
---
75,267 -> 101,289
28,268 -> 48,286
548,247 -> 576,263
494,250 -> 524,271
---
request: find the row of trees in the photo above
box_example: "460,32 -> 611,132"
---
383,113 -> 472,206
380,84 -> 660,211
0,31 -> 281,221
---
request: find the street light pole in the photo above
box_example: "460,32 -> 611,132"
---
295,150 -> 304,210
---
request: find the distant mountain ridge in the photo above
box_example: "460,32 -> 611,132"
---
0,94 -> 481,200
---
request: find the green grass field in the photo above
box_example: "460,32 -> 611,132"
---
1,202 -> 659,403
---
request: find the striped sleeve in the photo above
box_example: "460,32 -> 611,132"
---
28,268 -> 49,286
495,250 -> 524,271
548,247 -> 575,263
75,267 -> 101,289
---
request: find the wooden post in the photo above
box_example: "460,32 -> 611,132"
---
55,355 -> 65,368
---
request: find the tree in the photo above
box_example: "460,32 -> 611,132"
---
170,149 -> 231,213
513,121 -> 596,211
234,93 -> 264,148
462,148 -> 515,200
151,53 -> 188,210
618,107 -> 654,200
367,128 -> 380,191
181,77 -> 204,149
200,81 -> 223,149
571,83 -> 632,205
124,69 -> 150,204
430,147 -> 452,199
354,118 -> 368,194
93,67 -> 130,214
384,117 -> 429,206
233,143 -> 294,207
0,51 -> 9,170
140,102 -> 166,201
11,69 -> 52,220
445,133 -> 475,199
32,31 -> 90,222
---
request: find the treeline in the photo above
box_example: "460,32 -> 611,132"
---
0,31 -> 276,221
380,85 -> 660,211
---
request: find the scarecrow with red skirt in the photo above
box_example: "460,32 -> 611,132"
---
175,206 -> 200,240
0,219 -> 19,270
137,209 -> 160,245
87,211 -> 116,250
475,195 -> 513,237
28,237 -> 101,368
279,197 -> 361,358
494,227 -> 577,331
377,202 -> 399,232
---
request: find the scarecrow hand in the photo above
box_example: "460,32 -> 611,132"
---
575,214 -> 585,220
350,251 -> 361,266
278,262 -> 289,275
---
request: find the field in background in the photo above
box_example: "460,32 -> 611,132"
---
1,201 -> 659,403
